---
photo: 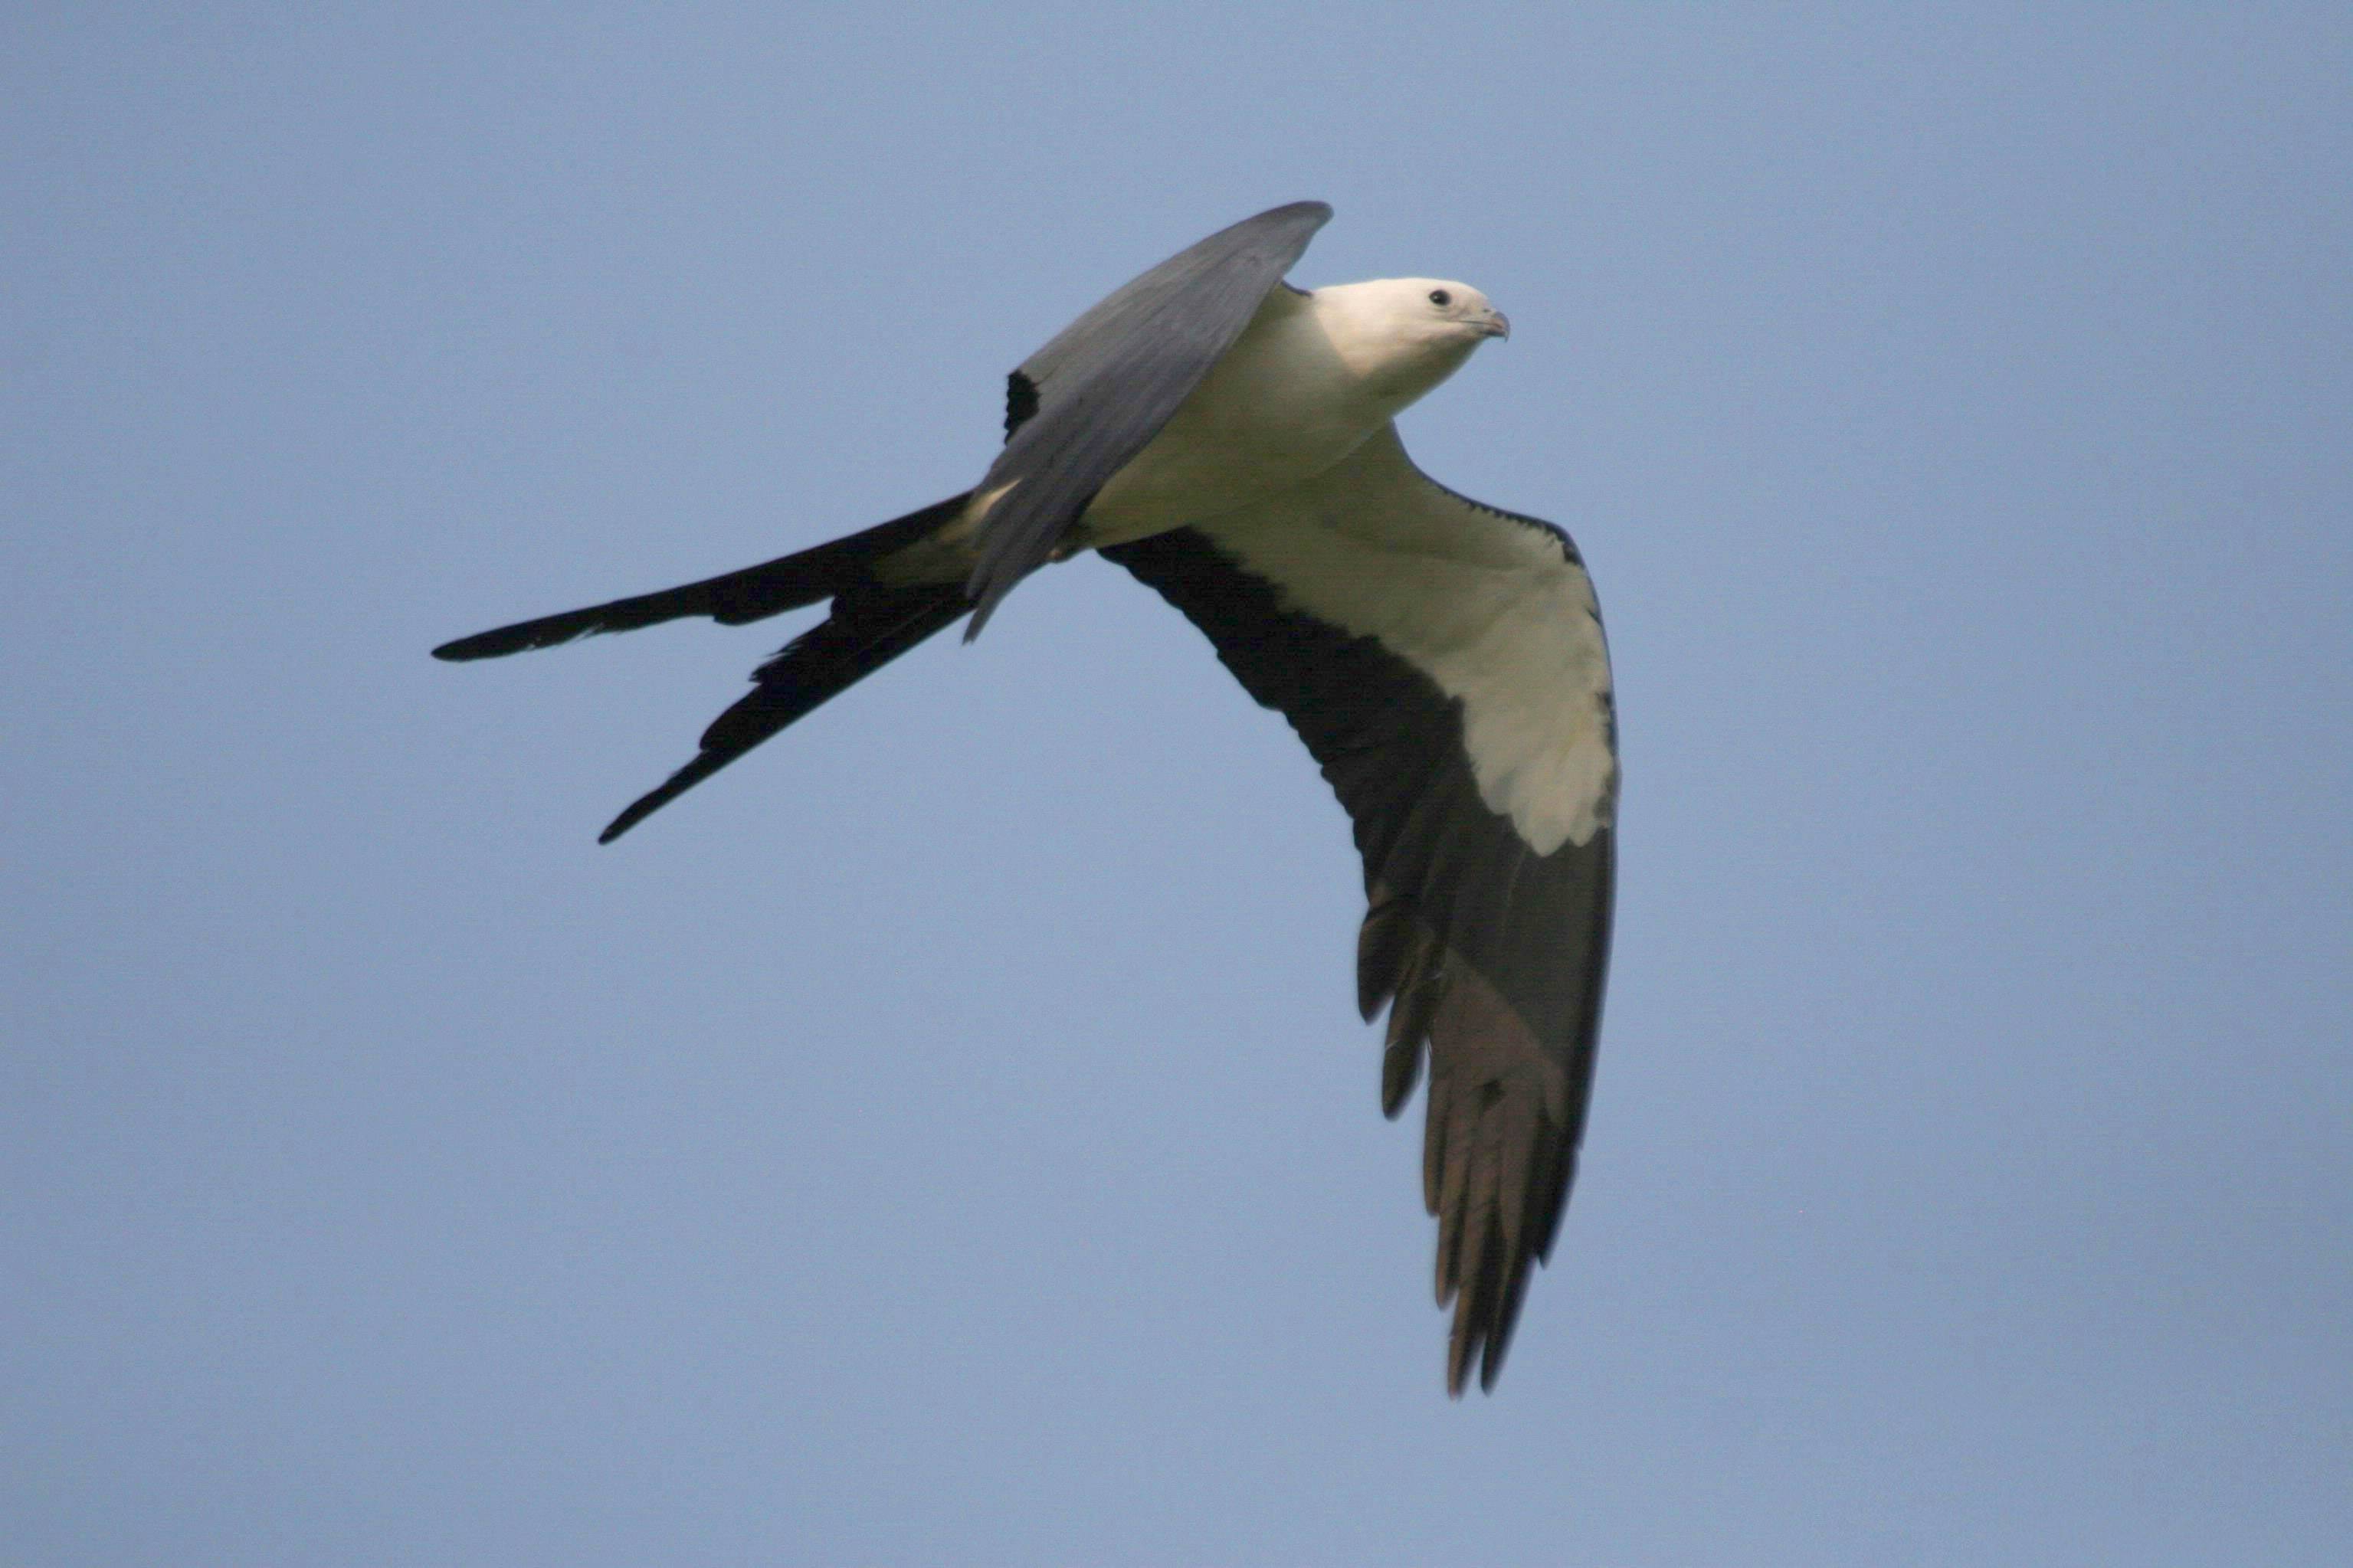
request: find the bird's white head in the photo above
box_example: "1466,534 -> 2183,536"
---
1312,277 -> 1510,410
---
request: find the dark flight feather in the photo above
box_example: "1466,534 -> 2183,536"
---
1106,521 -> 1614,1394
962,201 -> 1331,635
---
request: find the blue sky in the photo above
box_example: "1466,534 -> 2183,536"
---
7,5 -> 2349,1563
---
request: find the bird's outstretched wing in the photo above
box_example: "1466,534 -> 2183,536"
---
965,199 -> 1332,633
1105,425 -> 1617,1393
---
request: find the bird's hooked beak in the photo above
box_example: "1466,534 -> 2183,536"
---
1477,306 -> 1511,340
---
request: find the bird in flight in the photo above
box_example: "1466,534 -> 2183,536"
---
435,201 -> 1617,1393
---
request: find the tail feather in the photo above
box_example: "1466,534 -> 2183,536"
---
433,493 -> 977,840
431,494 -> 971,663
597,581 -> 968,842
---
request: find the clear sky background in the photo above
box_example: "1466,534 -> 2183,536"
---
7,6 -> 2349,1564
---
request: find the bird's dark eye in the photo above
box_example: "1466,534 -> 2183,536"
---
1428,289 -> 1451,307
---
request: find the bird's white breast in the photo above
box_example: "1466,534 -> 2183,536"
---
1078,289 -> 1434,545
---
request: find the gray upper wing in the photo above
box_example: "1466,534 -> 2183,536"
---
963,200 -> 1332,633
1104,426 -> 1617,1393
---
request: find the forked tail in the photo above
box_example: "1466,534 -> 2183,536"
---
433,494 -> 974,840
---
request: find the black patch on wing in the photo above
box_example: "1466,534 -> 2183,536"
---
1106,528 -> 1614,1394
964,200 -> 1332,634
1003,370 -> 1039,442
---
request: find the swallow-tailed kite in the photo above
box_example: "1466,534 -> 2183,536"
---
435,201 -> 1617,1393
